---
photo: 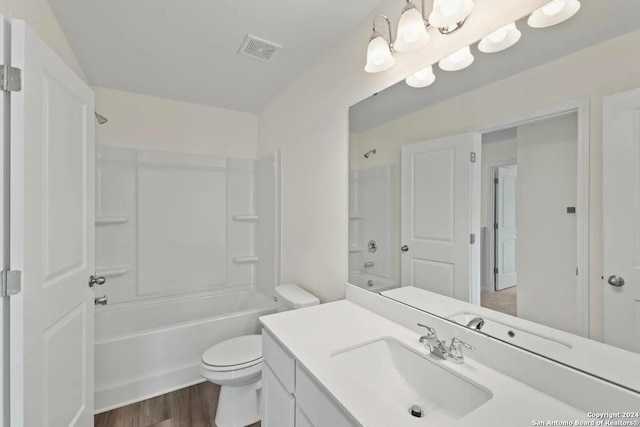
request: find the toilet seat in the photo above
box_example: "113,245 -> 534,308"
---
201,334 -> 262,372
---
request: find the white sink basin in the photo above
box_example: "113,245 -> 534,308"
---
331,338 -> 492,421
448,312 -> 572,354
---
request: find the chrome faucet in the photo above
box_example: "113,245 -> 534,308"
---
417,323 -> 475,364
418,324 -> 449,359
466,317 -> 485,331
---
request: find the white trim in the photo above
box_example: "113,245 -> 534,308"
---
470,133 -> 482,306
485,159 -> 517,294
471,98 -> 591,338
94,364 -> 205,414
0,14 -> 7,427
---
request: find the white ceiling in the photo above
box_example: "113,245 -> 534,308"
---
48,0 -> 383,113
350,0 -> 640,132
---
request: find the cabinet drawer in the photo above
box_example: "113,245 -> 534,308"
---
295,365 -> 356,427
262,329 -> 295,393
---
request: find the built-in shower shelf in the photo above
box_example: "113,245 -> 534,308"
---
232,256 -> 259,264
96,216 -> 130,225
232,215 -> 259,222
349,214 -> 363,220
349,247 -> 364,253
96,266 -> 131,278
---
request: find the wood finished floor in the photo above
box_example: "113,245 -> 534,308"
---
94,382 -> 261,427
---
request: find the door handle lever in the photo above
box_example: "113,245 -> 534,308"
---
88,275 -> 106,288
607,275 -> 625,287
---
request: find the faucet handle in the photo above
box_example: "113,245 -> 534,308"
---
417,323 -> 437,336
448,337 -> 474,363
450,337 -> 474,350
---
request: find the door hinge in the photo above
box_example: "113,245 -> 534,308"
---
470,233 -> 476,244
0,65 -> 21,92
1,270 -> 22,297
494,267 -> 499,275
470,152 -> 476,163
494,222 -> 498,229
494,177 -> 499,184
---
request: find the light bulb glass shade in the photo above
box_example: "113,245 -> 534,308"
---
428,0 -> 474,28
439,46 -> 474,71
395,7 -> 430,52
406,66 -> 436,88
528,0 -> 580,28
478,23 -> 521,53
542,0 -> 566,15
364,35 -> 396,73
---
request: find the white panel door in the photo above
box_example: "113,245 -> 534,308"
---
401,134 -> 481,303
10,19 -> 95,426
495,166 -> 518,291
603,88 -> 640,353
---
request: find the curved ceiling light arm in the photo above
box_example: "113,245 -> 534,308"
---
437,16 -> 469,35
371,14 -> 395,48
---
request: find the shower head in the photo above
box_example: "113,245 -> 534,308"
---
95,112 -> 109,125
364,149 -> 376,159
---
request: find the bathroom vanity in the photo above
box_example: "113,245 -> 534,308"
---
260,285 -> 640,426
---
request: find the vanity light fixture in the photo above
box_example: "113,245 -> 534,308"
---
372,0 -> 581,84
395,1 -> 430,53
365,0 -> 475,73
528,0 -> 581,28
365,14 -> 396,73
439,46 -> 474,71
478,22 -> 521,53
406,65 -> 436,88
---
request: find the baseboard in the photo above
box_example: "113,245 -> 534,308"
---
94,364 -> 205,414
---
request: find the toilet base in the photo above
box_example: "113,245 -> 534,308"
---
214,380 -> 261,427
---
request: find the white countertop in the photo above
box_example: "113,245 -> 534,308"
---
382,286 -> 640,393
261,300 -> 587,427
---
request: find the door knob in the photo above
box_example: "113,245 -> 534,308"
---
401,245 -> 409,252
89,275 -> 107,288
607,275 -> 625,287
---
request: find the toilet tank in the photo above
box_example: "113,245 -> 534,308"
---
274,284 -> 319,312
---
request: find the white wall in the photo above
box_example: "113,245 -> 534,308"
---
517,113 -> 578,334
94,87 -> 257,158
257,0 -> 547,303
0,0 -> 86,80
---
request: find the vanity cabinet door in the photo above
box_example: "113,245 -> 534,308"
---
262,362 -> 295,427
295,365 -> 357,427
295,407 -> 315,427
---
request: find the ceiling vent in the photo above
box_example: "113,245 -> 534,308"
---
238,35 -> 282,62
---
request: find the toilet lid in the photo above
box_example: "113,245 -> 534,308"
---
202,334 -> 262,368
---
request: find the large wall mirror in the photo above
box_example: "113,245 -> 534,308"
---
348,0 -> 640,392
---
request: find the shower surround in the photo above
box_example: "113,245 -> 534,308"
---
94,146 -> 281,411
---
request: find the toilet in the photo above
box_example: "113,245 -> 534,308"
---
201,284 -> 320,427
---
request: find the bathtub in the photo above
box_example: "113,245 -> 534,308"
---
94,289 -> 276,413
348,272 -> 397,293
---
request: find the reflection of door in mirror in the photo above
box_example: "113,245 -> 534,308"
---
400,133 -> 481,304
603,87 -> 640,354
495,165 -> 518,292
